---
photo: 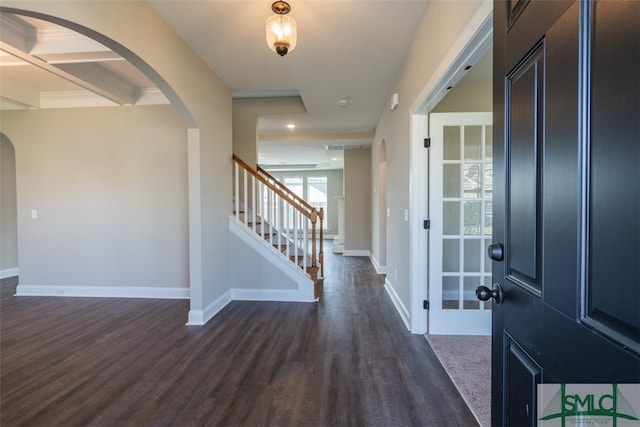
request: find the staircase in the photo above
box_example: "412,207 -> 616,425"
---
232,155 -> 324,299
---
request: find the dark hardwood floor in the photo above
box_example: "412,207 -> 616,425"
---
1,248 -> 478,426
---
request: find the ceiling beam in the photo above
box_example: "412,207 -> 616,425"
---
54,62 -> 139,105
0,41 -> 135,106
0,13 -> 35,54
0,92 -> 39,109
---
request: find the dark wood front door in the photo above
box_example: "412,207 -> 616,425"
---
489,1 -> 640,425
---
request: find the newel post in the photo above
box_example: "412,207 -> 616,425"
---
318,208 -> 324,278
310,210 -> 318,269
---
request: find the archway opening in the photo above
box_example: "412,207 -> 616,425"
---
0,8 -> 198,309
1,133 -> 18,280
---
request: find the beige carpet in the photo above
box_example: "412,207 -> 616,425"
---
425,334 -> 491,427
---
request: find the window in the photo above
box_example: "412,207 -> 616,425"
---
271,174 -> 329,229
282,176 -> 304,199
307,176 -> 328,227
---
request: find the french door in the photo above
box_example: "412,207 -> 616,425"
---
428,112 -> 493,335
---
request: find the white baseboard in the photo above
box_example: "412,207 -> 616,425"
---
343,249 -> 371,257
232,288 -> 312,302
187,286 -> 314,326
15,284 -> 190,299
0,268 -> 18,279
187,289 -> 232,325
384,278 -> 410,331
369,255 -> 387,274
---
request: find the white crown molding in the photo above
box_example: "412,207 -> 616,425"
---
37,88 -> 169,109
30,26 -> 111,56
40,90 -> 118,108
0,97 -> 32,110
137,88 -> 170,105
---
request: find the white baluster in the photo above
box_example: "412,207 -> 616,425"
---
302,213 -> 308,271
234,162 -> 239,221
243,169 -> 248,227
252,174 -> 257,232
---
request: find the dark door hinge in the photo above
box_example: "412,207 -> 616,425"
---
423,219 -> 430,230
424,137 -> 431,148
423,300 -> 429,310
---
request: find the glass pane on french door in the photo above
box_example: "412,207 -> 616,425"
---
429,112 -> 493,335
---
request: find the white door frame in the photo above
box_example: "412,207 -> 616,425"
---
408,1 -> 493,334
428,112 -> 493,335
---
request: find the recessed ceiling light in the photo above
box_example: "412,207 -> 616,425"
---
286,123 -> 296,129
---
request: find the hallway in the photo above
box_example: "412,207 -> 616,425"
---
1,248 -> 478,426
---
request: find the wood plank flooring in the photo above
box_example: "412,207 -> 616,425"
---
1,250 -> 478,426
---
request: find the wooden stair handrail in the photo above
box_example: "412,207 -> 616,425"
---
256,164 -> 315,214
233,154 -> 325,292
258,163 -> 324,277
233,154 -> 314,221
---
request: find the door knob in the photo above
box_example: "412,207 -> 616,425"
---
476,284 -> 503,305
488,242 -> 504,261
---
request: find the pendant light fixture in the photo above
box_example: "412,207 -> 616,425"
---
266,1 -> 297,56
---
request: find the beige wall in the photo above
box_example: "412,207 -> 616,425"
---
233,100 -> 259,167
1,106 -> 189,288
1,134 -> 18,276
345,148 -> 371,253
229,232 -> 297,290
432,80 -> 492,113
370,0 -> 488,316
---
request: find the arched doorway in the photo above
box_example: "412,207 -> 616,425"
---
0,4 -> 230,325
0,133 -> 18,279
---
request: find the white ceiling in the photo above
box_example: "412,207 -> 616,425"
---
0,1 -> 489,170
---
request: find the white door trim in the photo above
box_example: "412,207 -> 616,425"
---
428,112 -> 492,336
408,0 -> 493,334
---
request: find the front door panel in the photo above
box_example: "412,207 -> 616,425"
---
492,1 -> 640,426
507,43 -> 543,294
586,0 -> 640,349
505,334 -> 541,427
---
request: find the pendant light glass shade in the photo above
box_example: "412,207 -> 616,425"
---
266,7 -> 297,56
